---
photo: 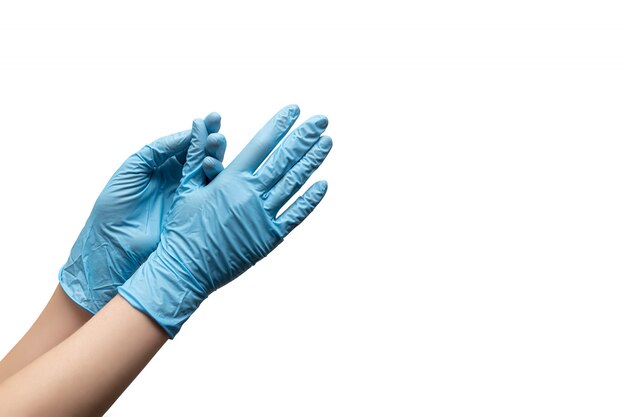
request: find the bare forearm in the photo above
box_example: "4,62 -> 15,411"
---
0,284 -> 92,384
0,295 -> 167,417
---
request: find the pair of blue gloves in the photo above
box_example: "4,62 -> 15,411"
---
59,105 -> 331,338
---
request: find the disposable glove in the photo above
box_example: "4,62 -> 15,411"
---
119,104 -> 332,337
60,113 -> 227,314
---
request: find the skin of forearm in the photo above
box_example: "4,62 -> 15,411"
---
0,284 -> 93,383
0,295 -> 168,417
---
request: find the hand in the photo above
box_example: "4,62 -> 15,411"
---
60,113 -> 227,313
119,104 -> 332,337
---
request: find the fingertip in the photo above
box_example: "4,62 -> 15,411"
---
275,180 -> 328,236
315,180 -> 328,197
206,132 -> 226,146
279,104 -> 300,124
287,104 -> 300,118
314,115 -> 328,129
303,181 -> 328,208
272,105 -> 301,142
318,136 -> 333,152
206,133 -> 227,161
202,156 -> 224,180
204,112 -> 221,133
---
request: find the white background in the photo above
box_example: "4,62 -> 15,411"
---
1,1 -> 626,416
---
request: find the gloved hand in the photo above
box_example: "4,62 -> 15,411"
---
60,113 -> 227,314
118,104 -> 332,337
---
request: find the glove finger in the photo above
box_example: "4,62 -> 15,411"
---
202,156 -> 224,182
204,112 -> 221,135
255,115 -> 328,189
180,113 -> 222,178
264,136 -> 332,215
134,112 -> 219,171
228,104 -> 300,173
179,119 -> 211,193
275,180 -> 328,237
134,130 -> 192,172
205,133 -> 227,162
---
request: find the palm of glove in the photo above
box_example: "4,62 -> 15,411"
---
61,156 -> 183,312
156,169 -> 284,296
90,155 -> 182,256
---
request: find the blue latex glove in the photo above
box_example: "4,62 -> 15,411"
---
119,104 -> 332,337
60,113 -> 227,314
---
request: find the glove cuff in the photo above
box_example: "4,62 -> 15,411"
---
117,250 -> 207,338
58,264 -> 99,315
